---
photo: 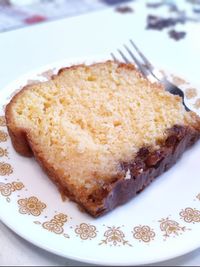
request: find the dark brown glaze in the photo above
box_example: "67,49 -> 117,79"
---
85,125 -> 200,217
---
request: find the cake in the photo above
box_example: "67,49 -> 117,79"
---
5,61 -> 200,217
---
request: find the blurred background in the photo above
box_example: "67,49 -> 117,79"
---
0,0 -> 200,33
0,0 -> 132,32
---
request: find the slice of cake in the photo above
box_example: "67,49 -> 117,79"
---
5,61 -> 200,217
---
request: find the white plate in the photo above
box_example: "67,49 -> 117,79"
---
0,57 -> 200,266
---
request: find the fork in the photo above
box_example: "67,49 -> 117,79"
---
111,39 -> 190,111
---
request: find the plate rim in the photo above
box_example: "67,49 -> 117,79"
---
1,214 -> 200,266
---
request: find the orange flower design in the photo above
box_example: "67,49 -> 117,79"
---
12,182 -> 24,191
0,148 -> 8,157
194,99 -> 200,109
180,208 -> 200,223
172,75 -> 187,86
0,181 -> 24,202
0,162 -> 13,175
0,130 -> 8,142
185,88 -> 198,99
99,226 -> 132,247
43,220 -> 63,234
0,182 -> 24,197
42,213 -> 68,234
0,182 -> 13,197
18,196 -> 46,216
54,213 -> 68,223
75,223 -> 97,240
159,217 -> 186,239
0,116 -> 6,127
133,225 -> 155,243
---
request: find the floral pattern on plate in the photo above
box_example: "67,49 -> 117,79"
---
180,208 -> 200,224
18,196 -> 46,216
0,162 -> 13,176
99,226 -> 132,247
75,223 -> 97,240
159,217 -> 187,240
133,225 -> 155,243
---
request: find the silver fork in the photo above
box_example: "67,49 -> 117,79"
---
111,39 -> 190,111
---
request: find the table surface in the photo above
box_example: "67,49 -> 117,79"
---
0,1 -> 200,265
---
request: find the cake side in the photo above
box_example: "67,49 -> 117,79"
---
15,124 -> 199,217
5,61 -> 200,217
82,125 -> 200,216
6,85 -> 36,157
